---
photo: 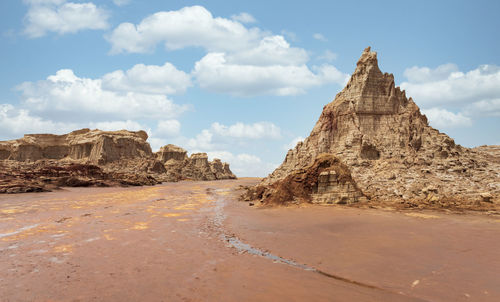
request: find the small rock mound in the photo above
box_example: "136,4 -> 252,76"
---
243,154 -> 364,205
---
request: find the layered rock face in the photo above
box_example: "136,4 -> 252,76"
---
0,128 -> 152,164
0,129 -> 235,193
257,47 -> 499,210
155,146 -> 236,181
245,154 -> 364,205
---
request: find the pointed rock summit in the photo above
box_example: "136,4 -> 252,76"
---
250,47 -> 499,210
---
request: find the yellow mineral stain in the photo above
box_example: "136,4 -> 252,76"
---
131,222 -> 149,230
177,218 -> 189,222
163,213 -> 184,217
103,233 -> 115,241
405,213 -> 440,219
1,224 -> 55,241
1,209 -> 22,214
53,244 -> 73,253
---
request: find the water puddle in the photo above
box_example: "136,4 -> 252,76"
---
223,235 -> 315,271
0,224 -> 40,239
209,188 -> 390,292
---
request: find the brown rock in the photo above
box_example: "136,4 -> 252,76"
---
244,154 -> 363,205
0,128 -> 152,165
256,47 -> 500,210
0,129 -> 236,193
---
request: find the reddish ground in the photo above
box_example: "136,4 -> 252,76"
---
0,178 -> 498,301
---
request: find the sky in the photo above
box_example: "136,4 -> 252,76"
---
1,0 -> 499,177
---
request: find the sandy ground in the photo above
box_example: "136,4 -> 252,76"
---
0,179 -> 498,302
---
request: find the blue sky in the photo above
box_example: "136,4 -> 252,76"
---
1,0 -> 499,176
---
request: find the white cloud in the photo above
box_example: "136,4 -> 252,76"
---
187,129 -> 214,150
155,119 -> 181,137
23,0 -> 109,38
400,64 -> 500,108
465,98 -> 500,117
89,120 -> 145,131
403,63 -> 459,84
231,12 -> 256,24
0,103 -> 77,138
280,30 -> 298,42
283,136 -> 304,150
317,50 -> 337,62
16,69 -> 189,122
107,5 -> 347,97
186,121 -> 282,151
313,33 -> 327,42
211,122 -> 281,139
206,150 -> 278,177
107,5 -> 262,54
421,108 -> 472,129
113,0 -> 130,6
226,35 -> 308,66
193,52 -> 347,96
102,62 -> 192,95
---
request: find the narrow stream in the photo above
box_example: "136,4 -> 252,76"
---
209,188 -> 384,291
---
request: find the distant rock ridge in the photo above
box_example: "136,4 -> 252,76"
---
0,129 -> 235,193
0,128 -> 152,164
155,145 -> 236,181
248,47 -> 499,211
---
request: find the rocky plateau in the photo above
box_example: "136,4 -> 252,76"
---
0,128 -> 235,193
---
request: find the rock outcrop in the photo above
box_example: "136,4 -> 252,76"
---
251,47 -> 499,211
245,154 -> 364,205
0,129 -> 236,193
155,146 -> 236,181
0,128 -> 152,164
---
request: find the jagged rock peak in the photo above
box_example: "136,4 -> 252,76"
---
258,47 -> 499,208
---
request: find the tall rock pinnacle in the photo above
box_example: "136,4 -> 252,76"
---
257,47 -> 499,207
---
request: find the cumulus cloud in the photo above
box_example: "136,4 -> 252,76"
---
187,121 -> 282,150
112,0 -> 130,6
107,5 -> 262,54
231,12 -> 256,24
89,120 -> 145,131
283,136 -> 304,150
400,64 -> 500,108
0,103 -> 77,138
155,119 -> 181,137
193,53 -> 347,96
465,98 -> 500,117
107,5 -> 347,97
102,62 -> 192,95
421,108 -> 472,129
16,68 -> 189,122
226,35 -> 308,66
23,0 -> 109,38
206,150 -> 278,177
317,50 -> 337,62
313,33 -> 327,42
211,122 -> 281,139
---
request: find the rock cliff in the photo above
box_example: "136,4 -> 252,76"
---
0,129 -> 236,193
155,145 -> 236,181
251,47 -> 499,211
0,128 -> 152,164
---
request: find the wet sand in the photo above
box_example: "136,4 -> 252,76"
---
0,179 -> 498,301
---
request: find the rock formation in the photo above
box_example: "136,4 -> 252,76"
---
155,145 -> 236,181
0,129 -> 236,193
0,128 -> 152,164
249,47 -> 499,211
